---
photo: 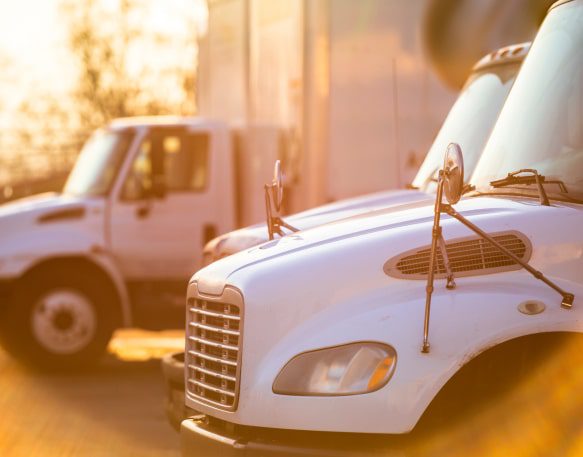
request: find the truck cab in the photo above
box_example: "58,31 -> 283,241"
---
180,1 -> 583,454
0,117 -> 242,368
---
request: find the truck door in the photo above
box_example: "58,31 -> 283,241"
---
108,126 -> 219,327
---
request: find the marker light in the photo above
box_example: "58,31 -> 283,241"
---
273,342 -> 397,396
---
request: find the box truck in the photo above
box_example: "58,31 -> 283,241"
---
0,118 -> 285,368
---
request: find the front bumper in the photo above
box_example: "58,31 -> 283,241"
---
180,416 -> 407,457
161,352 -> 195,431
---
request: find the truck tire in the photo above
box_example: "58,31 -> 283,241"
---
0,267 -> 118,370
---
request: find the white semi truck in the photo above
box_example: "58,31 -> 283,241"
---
180,0 -> 583,454
162,42 -> 530,428
0,118 -> 288,368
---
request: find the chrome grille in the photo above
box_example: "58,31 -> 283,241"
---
384,231 -> 532,280
186,295 -> 242,411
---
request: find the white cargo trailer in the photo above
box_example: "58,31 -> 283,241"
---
197,0 -> 457,210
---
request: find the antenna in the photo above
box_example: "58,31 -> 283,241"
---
392,58 -> 402,187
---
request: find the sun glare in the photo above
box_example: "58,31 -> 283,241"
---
0,0 -> 208,130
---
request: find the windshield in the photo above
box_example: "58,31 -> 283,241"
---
64,129 -> 135,197
471,1 -> 583,201
412,61 -> 521,191
413,62 -> 520,191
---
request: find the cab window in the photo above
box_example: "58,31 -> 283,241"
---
122,128 -> 209,200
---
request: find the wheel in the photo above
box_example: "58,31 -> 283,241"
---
0,266 -> 118,370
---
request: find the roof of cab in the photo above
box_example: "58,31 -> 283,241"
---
473,42 -> 531,72
108,116 -> 226,130
550,0 -> 576,12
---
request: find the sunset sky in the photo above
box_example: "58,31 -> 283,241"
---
0,0 -> 207,131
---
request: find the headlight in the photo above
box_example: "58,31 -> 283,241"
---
203,235 -> 265,266
220,235 -> 265,257
273,342 -> 397,396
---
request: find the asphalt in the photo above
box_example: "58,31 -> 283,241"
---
0,330 -> 582,457
0,330 -> 184,457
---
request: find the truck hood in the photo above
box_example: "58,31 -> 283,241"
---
287,189 -> 430,223
0,192 -> 93,231
206,189 -> 431,258
195,195 -> 557,294
0,192 -> 107,279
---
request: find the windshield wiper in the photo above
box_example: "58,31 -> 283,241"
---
490,169 -> 568,206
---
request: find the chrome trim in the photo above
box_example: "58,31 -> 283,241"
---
188,350 -> 238,367
187,336 -> 239,352
188,379 -> 236,397
185,283 -> 244,412
189,322 -> 240,337
188,365 -> 237,382
190,307 -> 241,321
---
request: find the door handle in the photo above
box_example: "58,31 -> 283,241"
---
136,200 -> 153,219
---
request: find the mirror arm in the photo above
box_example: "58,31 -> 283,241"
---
442,204 -> 574,308
265,184 -> 276,240
422,175 -> 445,353
278,219 -> 299,233
437,233 -> 456,290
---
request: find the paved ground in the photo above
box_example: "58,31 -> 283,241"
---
0,330 -> 184,457
0,330 -> 582,457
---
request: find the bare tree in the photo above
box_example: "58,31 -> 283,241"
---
61,0 -> 198,132
0,0 -> 198,198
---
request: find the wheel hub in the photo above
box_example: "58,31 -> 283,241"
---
32,289 -> 97,355
52,310 -> 75,331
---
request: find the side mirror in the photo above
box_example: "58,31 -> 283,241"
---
420,143 -> 574,354
151,176 -> 166,199
150,136 -> 166,199
442,143 -> 464,204
264,160 -> 298,240
272,160 -> 284,212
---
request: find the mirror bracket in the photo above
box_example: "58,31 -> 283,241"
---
265,160 -> 299,240
421,144 -> 574,354
136,200 -> 152,219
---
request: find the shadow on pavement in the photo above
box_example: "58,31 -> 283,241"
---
1,331 -> 582,456
0,331 -> 182,457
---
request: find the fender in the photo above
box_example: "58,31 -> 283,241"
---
0,226 -> 133,328
258,278 -> 581,433
187,273 -> 582,434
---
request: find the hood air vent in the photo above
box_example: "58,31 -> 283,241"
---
37,206 -> 85,224
384,231 -> 532,280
